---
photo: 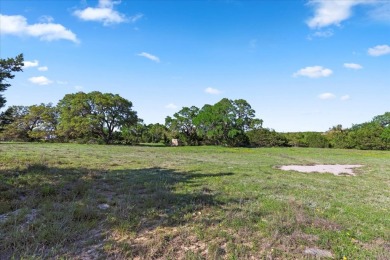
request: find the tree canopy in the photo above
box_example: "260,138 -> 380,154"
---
165,98 -> 263,146
57,91 -> 138,144
165,106 -> 200,145
0,104 -> 57,141
194,98 -> 262,146
0,54 -> 24,109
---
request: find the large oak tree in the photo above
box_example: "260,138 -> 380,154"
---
57,91 -> 138,144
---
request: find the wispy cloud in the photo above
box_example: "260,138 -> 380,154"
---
56,80 -> 68,85
369,2 -> 390,22
137,52 -> 160,63
74,85 -> 84,91
29,76 -> 53,85
165,103 -> 178,109
340,95 -> 350,101
74,0 -> 129,26
343,63 -> 363,69
0,14 -> 79,43
23,60 -> 39,68
130,13 -> 144,23
308,29 -> 334,40
306,0 -> 376,29
293,66 -> 333,78
318,92 -> 336,100
38,66 -> 48,71
38,15 -> 54,23
204,87 -> 221,95
368,44 -> 390,56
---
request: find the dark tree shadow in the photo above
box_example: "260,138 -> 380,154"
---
0,164 -> 234,258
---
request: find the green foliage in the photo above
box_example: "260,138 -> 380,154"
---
57,91 -> 138,144
325,125 -> 350,149
144,123 -> 169,144
0,107 -> 16,131
324,119 -> 390,150
194,98 -> 262,146
120,122 -> 169,145
0,104 -> 57,141
165,106 -> 200,145
247,128 -> 288,147
120,122 -> 147,144
0,54 -> 24,109
282,132 -> 308,147
372,112 -> 390,127
304,132 -> 329,148
282,132 -> 330,148
347,122 -> 389,150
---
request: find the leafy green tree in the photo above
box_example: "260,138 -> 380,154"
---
26,103 -> 58,140
347,122 -> 387,150
0,106 -> 29,140
380,127 -> 390,149
325,125 -> 350,149
165,106 -> 200,145
247,128 -> 288,147
372,112 -> 390,127
146,123 -> 169,143
0,54 -> 24,109
194,98 -> 262,146
304,132 -> 329,148
0,104 -> 57,141
57,91 -> 138,144
0,106 -> 18,132
121,121 -> 147,144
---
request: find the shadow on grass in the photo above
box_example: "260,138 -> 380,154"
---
0,163 -> 233,258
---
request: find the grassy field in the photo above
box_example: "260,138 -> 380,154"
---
0,143 -> 389,259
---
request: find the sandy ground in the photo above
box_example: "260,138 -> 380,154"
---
279,165 -> 363,176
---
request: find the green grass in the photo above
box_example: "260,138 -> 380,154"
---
0,143 -> 389,259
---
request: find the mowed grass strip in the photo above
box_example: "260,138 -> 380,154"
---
0,143 -> 389,259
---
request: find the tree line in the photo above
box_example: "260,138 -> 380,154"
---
1,54 -> 389,150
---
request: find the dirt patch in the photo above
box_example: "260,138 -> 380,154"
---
279,164 -> 363,176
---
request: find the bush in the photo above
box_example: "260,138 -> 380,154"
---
248,128 -> 288,147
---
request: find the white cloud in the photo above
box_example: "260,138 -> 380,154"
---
306,0 -> 375,29
0,14 -> 79,43
38,66 -> 48,71
23,60 -> 39,68
39,15 -> 54,23
29,76 -> 53,85
343,63 -> 363,69
56,80 -> 68,85
368,44 -> 390,56
74,85 -> 84,91
137,52 -> 160,63
204,87 -> 221,95
341,95 -> 350,100
165,103 -> 178,109
319,92 -> 336,100
130,13 -> 144,23
293,66 -> 333,78
313,29 -> 334,38
307,29 -> 334,40
369,2 -> 390,22
74,0 -> 127,26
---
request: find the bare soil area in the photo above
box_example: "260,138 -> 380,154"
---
279,164 -> 363,176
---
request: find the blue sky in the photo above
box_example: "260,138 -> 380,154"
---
1,0 -> 389,132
